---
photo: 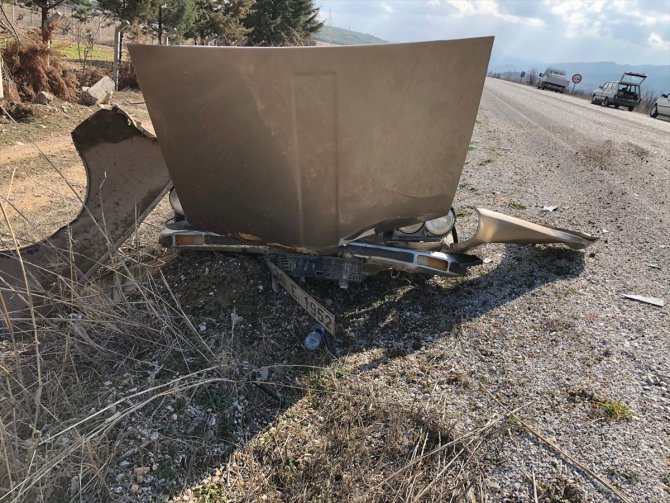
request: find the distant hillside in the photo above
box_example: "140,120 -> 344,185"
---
315,25 -> 386,46
490,60 -> 669,93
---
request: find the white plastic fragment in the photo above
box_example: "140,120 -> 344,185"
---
622,295 -> 665,308
542,205 -> 558,212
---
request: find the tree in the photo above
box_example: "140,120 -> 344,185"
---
97,0 -> 157,82
146,0 -> 196,44
97,0 -> 157,26
17,0 -> 93,43
245,0 -> 323,46
186,0 -> 253,46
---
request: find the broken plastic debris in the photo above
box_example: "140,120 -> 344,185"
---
542,205 -> 558,212
467,145 -> 477,151
483,258 -> 493,264
647,263 -> 660,269
622,295 -> 664,308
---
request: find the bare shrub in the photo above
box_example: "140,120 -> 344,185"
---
1,57 -> 22,105
74,66 -> 107,88
75,26 -> 96,70
118,61 -> 139,90
4,101 -> 35,121
1,36 -> 78,102
527,67 -> 538,87
639,88 -> 659,114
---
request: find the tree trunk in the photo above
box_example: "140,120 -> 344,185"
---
41,6 -> 49,44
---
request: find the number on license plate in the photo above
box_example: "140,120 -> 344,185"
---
265,259 -> 336,334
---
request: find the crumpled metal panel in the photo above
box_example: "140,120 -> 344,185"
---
129,38 -> 493,252
0,108 -> 171,314
450,208 -> 597,252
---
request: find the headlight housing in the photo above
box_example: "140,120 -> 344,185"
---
425,213 -> 455,236
398,223 -> 424,234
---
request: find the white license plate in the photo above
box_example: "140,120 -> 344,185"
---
265,259 -> 336,334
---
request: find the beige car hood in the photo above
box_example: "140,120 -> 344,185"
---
129,38 -> 493,252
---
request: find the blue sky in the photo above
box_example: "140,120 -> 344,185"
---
315,0 -> 670,65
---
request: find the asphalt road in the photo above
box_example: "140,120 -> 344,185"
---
446,77 -> 670,500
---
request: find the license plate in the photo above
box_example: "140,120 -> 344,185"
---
265,259 -> 336,334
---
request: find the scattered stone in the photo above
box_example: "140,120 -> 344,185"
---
130,483 -> 140,494
134,466 -> 150,477
32,91 -> 54,105
80,76 -> 115,106
258,367 -> 270,381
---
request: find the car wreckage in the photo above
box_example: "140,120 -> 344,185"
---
0,37 -> 596,346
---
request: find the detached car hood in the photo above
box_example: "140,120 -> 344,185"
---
129,38 -> 494,252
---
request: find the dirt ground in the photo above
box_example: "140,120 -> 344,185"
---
0,80 -> 669,502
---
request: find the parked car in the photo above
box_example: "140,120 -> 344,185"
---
591,72 -> 647,111
650,92 -> 670,118
537,68 -> 568,93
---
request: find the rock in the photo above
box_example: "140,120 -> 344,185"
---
130,483 -> 140,494
98,90 -> 113,105
33,91 -> 54,105
80,76 -> 115,106
134,466 -> 150,476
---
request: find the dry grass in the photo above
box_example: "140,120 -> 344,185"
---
0,233 -> 226,501
187,367 -> 512,502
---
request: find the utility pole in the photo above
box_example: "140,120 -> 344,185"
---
113,22 -> 131,91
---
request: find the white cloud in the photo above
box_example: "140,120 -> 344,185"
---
315,0 -> 670,64
545,0 -> 609,38
447,0 -> 545,27
649,32 -> 670,49
380,2 -> 394,14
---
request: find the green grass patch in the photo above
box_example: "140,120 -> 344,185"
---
51,39 -> 114,62
596,400 -> 632,420
567,388 -> 632,420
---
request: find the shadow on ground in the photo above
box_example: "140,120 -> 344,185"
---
148,243 -> 585,498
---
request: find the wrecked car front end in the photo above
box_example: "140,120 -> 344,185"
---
0,39 -> 595,325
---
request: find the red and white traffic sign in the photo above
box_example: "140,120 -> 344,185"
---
572,74 -> 582,84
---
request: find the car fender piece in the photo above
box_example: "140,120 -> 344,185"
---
449,208 -> 597,253
0,107 -> 171,315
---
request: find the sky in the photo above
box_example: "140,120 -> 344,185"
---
315,0 -> 670,65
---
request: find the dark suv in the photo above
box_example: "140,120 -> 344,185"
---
591,72 -> 647,111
